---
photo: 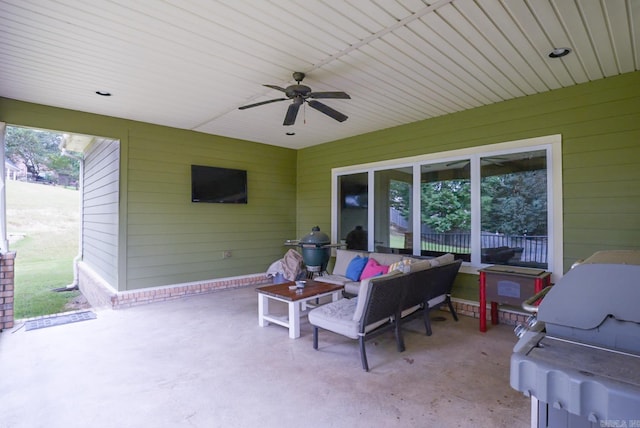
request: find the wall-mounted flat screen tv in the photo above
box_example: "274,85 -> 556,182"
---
191,165 -> 247,204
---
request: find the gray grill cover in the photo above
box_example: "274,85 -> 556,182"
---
510,250 -> 640,423
538,262 -> 640,354
538,251 -> 640,355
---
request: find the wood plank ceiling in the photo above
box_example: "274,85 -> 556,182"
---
1,0 -> 638,149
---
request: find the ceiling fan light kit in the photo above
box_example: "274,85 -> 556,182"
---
239,72 -> 350,126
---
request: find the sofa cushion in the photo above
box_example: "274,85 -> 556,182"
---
345,256 -> 369,281
360,258 -> 389,280
308,297 -> 360,339
333,249 -> 367,276
369,252 -> 404,267
314,274 -> 349,286
408,259 -> 432,272
350,270 -> 402,299
429,253 -> 455,266
401,304 -> 422,318
308,288 -> 391,339
344,281 -> 363,295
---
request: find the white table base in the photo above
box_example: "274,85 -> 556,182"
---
258,289 -> 342,339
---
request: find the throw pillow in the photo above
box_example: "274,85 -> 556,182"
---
333,249 -> 367,276
388,260 -> 403,272
389,258 -> 414,273
360,258 -> 389,280
345,256 -> 369,281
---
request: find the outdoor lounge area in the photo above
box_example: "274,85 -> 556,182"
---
1,2 -> 639,427
0,285 -> 529,428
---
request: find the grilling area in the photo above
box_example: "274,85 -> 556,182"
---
510,250 -> 640,427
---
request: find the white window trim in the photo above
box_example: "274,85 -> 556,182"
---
332,134 -> 563,280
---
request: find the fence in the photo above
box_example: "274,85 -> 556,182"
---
420,232 -> 548,267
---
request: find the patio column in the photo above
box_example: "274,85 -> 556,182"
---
0,251 -> 16,331
0,122 -> 9,253
0,122 -> 15,332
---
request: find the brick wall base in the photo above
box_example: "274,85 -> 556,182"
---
450,298 -> 529,328
78,261 -> 271,310
76,261 -> 530,328
0,252 -> 16,332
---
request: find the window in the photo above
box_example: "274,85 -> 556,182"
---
420,160 -> 471,261
480,150 -> 548,268
332,135 -> 562,275
337,172 -> 368,250
374,167 -> 413,254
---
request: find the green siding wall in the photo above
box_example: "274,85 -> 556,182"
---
124,123 -> 296,289
2,71 -> 639,297
0,98 -> 297,291
297,71 -> 640,301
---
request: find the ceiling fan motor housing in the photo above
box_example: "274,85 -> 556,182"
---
285,84 -> 312,99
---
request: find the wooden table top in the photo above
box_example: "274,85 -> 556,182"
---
256,279 -> 343,301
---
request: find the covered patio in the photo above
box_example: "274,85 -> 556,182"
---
0,285 -> 528,427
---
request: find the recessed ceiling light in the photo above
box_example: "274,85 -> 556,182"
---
286,132 -> 295,136
548,47 -> 571,58
95,91 -> 112,96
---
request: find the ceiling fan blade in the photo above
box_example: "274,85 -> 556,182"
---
308,100 -> 348,122
309,91 -> 351,99
445,160 -> 470,168
238,98 -> 287,110
263,84 -> 287,93
283,98 -> 302,126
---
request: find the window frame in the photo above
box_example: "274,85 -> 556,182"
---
332,134 -> 563,278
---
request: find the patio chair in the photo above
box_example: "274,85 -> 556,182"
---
401,260 -> 462,336
308,271 -> 406,371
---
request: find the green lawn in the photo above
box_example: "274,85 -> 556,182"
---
389,232 -> 469,253
7,180 -> 80,319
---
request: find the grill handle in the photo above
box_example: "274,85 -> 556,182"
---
521,286 -> 553,314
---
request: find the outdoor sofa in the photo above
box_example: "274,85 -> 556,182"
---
309,251 -> 462,370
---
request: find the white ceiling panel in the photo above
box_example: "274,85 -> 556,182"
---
578,0 -> 623,77
0,0 -> 637,149
602,0 -> 635,73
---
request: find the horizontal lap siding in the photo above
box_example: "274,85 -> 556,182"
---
83,138 -> 120,289
0,98 -> 298,291
126,124 -> 296,289
298,71 -> 640,302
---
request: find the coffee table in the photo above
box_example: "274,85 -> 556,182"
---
256,280 -> 344,339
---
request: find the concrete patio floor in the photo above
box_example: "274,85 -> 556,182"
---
0,285 -> 530,428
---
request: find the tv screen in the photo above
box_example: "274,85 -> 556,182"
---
344,193 -> 368,208
191,165 -> 247,204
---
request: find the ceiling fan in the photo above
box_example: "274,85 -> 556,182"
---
238,72 -> 351,126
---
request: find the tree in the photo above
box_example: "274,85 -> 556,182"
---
481,170 -> 547,235
49,153 -> 80,180
389,180 -> 411,218
421,180 -> 471,233
5,126 -> 79,183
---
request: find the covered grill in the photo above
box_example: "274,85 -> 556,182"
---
287,226 -> 333,275
510,250 -> 640,427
